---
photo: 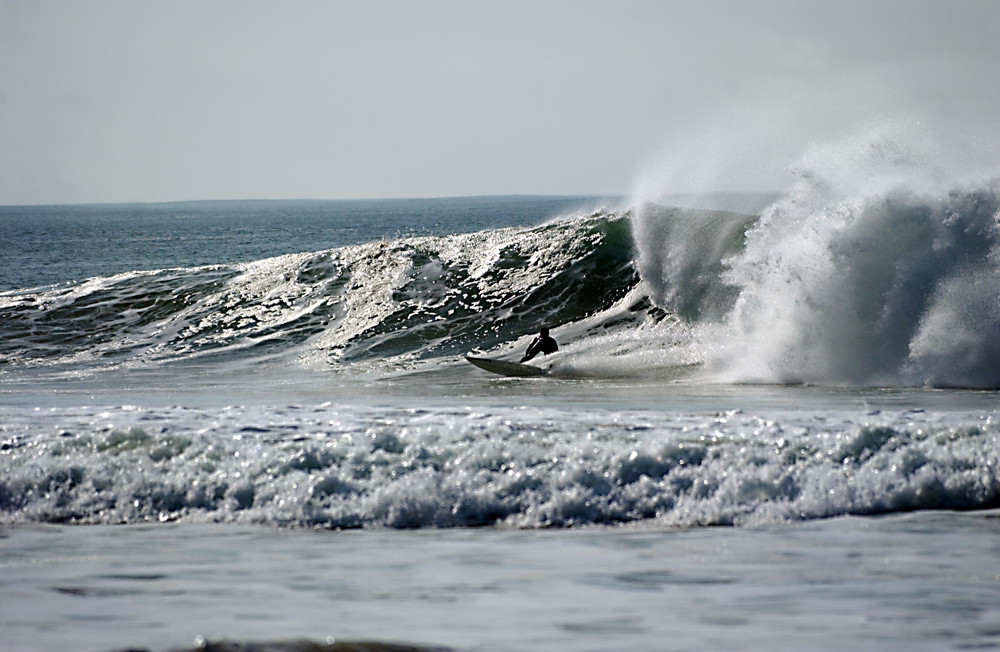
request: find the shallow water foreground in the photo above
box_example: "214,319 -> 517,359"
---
2,512 -> 999,652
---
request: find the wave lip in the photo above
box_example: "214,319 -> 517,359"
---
626,125 -> 1000,389
719,179 -> 1000,388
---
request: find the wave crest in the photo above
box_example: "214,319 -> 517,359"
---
714,177 -> 1000,388
630,129 -> 1000,389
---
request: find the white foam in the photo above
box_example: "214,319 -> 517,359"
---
2,402 -> 997,529
630,125 -> 1000,388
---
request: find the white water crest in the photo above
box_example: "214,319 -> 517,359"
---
632,125 -> 1000,389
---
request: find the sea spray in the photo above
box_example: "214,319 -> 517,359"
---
631,203 -> 754,321
630,127 -> 1000,389
718,150 -> 1000,388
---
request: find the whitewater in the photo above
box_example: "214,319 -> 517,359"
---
2,135 -> 1000,651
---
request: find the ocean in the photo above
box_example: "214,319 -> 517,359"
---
2,181 -> 999,651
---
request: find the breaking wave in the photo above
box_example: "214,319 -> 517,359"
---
634,130 -> 1000,389
3,130 -> 999,389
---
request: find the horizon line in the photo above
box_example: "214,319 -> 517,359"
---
0,190 -> 783,210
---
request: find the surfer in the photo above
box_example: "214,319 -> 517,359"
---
520,327 -> 558,363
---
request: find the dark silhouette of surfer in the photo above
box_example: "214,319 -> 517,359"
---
520,327 -> 558,363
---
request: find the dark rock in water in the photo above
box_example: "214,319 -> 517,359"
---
177,641 -> 450,652
151,638 -> 454,652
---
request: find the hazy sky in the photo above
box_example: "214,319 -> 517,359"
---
1,0 -> 998,204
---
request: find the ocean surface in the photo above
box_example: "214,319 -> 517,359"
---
2,178 -> 1000,651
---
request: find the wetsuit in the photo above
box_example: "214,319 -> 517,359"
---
520,334 -> 558,363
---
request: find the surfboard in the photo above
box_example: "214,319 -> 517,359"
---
465,356 -> 545,377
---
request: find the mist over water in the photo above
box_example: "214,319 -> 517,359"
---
631,124 -> 1000,389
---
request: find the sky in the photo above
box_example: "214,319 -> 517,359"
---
1,0 -> 998,205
